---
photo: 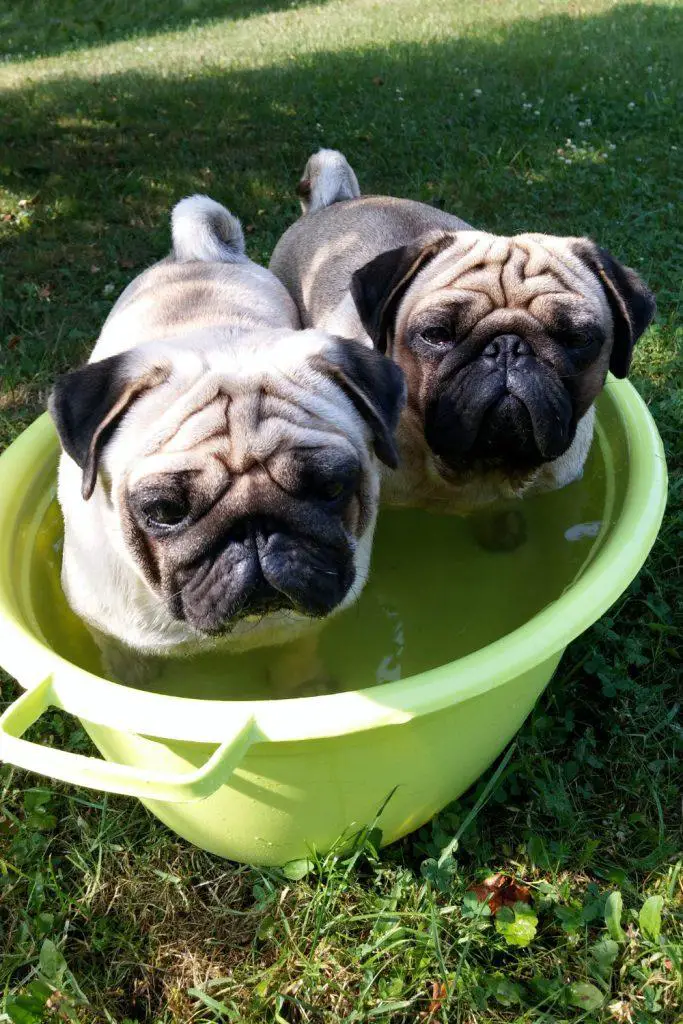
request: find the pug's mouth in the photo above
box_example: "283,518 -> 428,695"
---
168,522 -> 356,635
425,356 -> 575,473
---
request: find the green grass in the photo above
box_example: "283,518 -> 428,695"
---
1,0 -> 681,1021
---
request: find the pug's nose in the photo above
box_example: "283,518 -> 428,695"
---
483,334 -> 531,368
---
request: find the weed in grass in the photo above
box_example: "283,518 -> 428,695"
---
1,0 -> 681,1021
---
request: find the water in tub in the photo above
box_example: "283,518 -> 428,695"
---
31,444 -> 606,700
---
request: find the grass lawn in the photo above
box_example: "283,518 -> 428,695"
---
1,0 -> 681,1021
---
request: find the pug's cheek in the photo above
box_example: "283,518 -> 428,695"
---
124,518 -> 164,590
506,369 -> 575,459
177,549 -> 260,632
425,364 -> 501,458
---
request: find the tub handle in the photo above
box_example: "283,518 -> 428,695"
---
0,677 -> 258,803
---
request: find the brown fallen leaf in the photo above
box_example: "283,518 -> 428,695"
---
7,334 -> 21,349
118,258 -> 136,269
468,873 -> 531,915
427,981 -> 447,1015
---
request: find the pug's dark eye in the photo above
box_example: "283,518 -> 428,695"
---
303,464 -> 360,507
563,332 -> 596,349
553,324 -> 603,350
315,475 -> 357,506
419,325 -> 454,348
142,497 -> 189,529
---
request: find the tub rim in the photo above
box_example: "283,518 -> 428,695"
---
0,378 -> 668,744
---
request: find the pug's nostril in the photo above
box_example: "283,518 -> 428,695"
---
510,336 -> 531,357
483,334 -> 530,365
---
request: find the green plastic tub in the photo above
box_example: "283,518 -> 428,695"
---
0,379 -> 667,865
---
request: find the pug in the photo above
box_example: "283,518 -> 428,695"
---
270,150 -> 656,514
49,195 -> 405,678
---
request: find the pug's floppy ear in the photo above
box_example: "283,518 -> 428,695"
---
49,355 -> 169,500
315,340 -> 407,469
351,232 -> 455,353
576,242 -> 656,378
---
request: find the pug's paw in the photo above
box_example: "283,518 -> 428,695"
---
470,508 -> 528,553
299,671 -> 342,697
98,640 -> 161,688
266,633 -> 339,697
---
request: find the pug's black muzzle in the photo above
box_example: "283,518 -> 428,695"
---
170,516 -> 355,634
425,334 -> 575,470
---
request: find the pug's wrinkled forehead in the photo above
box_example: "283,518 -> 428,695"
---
109,334 -> 366,482
50,326 -> 405,503
390,232 -> 609,348
352,228 -> 655,379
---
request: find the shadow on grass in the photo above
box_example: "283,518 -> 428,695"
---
1,1 -> 679,721
0,3 -> 680,384
0,0 -> 331,62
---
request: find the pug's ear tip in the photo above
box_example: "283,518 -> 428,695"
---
637,283 -> 657,329
80,467 -> 97,501
296,177 -> 312,199
380,442 -> 401,470
370,428 -> 400,470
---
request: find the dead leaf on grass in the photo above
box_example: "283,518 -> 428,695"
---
419,980 -> 448,1017
468,873 -> 532,915
429,980 -> 447,1009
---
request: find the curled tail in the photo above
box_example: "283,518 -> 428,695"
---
171,194 -> 246,263
296,149 -> 361,215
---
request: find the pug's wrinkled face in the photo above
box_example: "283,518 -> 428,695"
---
352,231 -> 655,488
50,329 -> 404,648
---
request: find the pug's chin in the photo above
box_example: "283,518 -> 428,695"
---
427,393 -> 549,479
192,607 -> 320,655
469,393 -> 547,467
428,451 -> 539,505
